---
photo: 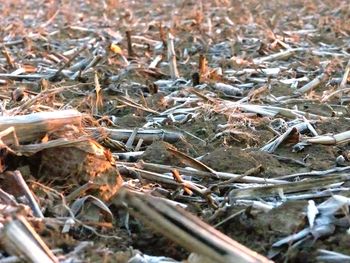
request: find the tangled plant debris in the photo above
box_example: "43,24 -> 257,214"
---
0,0 -> 350,262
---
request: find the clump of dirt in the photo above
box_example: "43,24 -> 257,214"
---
33,140 -> 123,201
116,114 -> 146,128
315,117 -> 350,134
255,201 -> 307,235
181,114 -> 227,140
176,113 -> 228,154
303,145 -> 338,170
201,146 -> 259,174
275,144 -> 338,171
214,127 -> 262,148
140,141 -> 182,166
250,151 -> 303,177
217,201 -> 308,260
270,83 -> 294,97
145,92 -> 175,111
291,101 -> 335,117
218,213 -> 270,255
201,146 -> 299,177
178,113 -> 275,154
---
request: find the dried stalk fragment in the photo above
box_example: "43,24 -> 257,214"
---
340,59 -> 350,90
295,73 -> 328,95
89,127 -> 184,144
0,216 -> 58,263
167,32 -> 179,79
0,110 -> 82,145
171,169 -> 193,195
120,161 -> 286,184
117,187 -> 272,263
253,48 -> 304,64
10,170 -> 44,218
303,130 -> 350,145
229,174 -> 350,200
199,54 -> 207,77
126,30 -> 134,57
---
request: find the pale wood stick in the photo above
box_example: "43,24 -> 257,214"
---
134,139 -> 143,152
0,73 -> 50,79
340,60 -> 350,90
149,54 -> 162,68
295,73 -> 327,94
125,128 -> 138,149
1,47 -> 16,69
303,130 -> 350,145
225,68 -> 281,76
16,137 -> 88,156
167,32 -> 179,79
131,35 -> 162,46
114,96 -> 160,115
253,48 -> 304,64
337,59 -> 350,99
0,188 -> 18,206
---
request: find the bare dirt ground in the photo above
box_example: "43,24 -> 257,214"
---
1,0 -> 350,262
